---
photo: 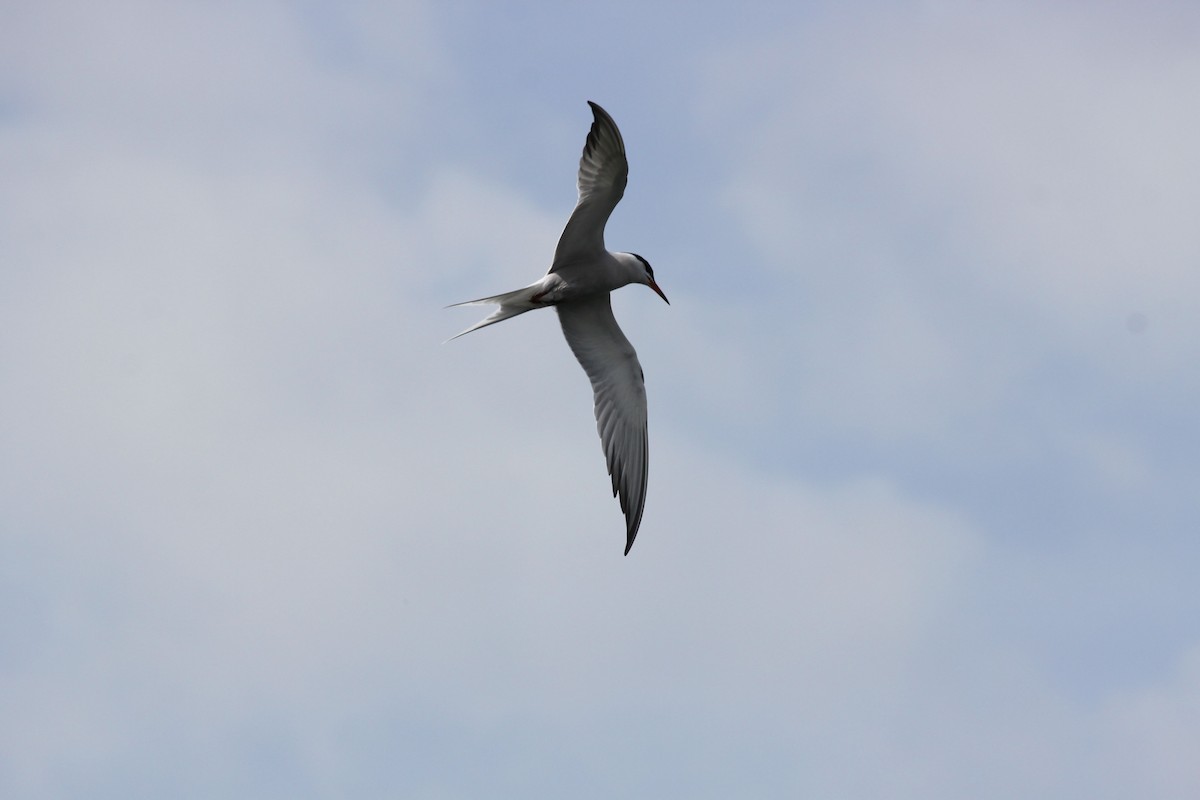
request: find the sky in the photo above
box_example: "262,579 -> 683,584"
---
2,0 -> 1199,797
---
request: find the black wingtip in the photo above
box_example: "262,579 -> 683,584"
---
624,526 -> 638,556
586,100 -> 613,126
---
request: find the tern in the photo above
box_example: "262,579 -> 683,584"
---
449,101 -> 669,555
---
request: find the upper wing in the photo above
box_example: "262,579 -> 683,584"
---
556,294 -> 649,554
551,102 -> 629,271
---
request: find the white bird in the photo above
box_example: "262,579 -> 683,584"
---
449,101 -> 669,555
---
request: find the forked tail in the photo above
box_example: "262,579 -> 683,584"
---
445,284 -> 544,340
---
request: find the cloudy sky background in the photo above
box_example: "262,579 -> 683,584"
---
3,1 -> 1199,796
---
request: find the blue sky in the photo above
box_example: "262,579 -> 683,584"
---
3,1 -> 1199,797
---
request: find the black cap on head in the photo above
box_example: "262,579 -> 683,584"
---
630,253 -> 653,279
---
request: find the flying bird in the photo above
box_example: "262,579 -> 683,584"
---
449,101 -> 669,555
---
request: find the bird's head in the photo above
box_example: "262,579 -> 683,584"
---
625,253 -> 669,305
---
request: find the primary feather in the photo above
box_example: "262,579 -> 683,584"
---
557,294 -> 649,555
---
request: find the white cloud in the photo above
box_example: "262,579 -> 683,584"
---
3,1 -> 1200,797
1104,645 -> 1200,798
702,1 -> 1200,442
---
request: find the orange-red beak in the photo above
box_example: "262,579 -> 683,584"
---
649,280 -> 670,305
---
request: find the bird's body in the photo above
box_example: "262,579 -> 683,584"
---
449,101 -> 668,555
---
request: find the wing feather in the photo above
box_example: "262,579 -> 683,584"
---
556,294 -> 648,554
551,102 -> 629,271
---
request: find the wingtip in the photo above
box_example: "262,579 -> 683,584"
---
586,100 -> 612,123
624,526 -> 638,556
